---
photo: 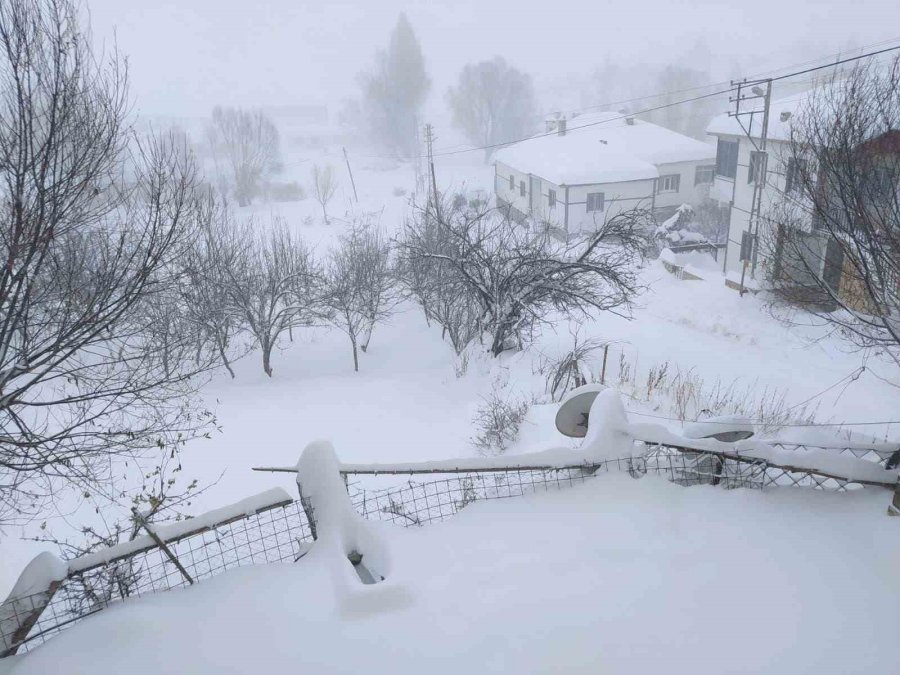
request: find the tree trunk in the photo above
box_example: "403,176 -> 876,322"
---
360,321 -> 375,353
217,340 -> 235,379
262,337 -> 273,377
351,336 -> 359,372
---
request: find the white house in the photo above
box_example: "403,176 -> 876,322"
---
706,89 -> 834,290
493,111 -> 716,235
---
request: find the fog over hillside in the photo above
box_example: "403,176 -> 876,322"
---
86,0 -> 898,119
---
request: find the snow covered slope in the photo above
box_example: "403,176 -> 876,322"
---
4,475 -> 897,674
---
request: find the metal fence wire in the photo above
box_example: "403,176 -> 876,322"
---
6,499 -> 315,654
347,449 -> 770,527
2,444 -> 887,656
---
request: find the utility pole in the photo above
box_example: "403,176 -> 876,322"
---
342,147 -> 358,203
424,123 -> 440,216
730,78 -> 773,296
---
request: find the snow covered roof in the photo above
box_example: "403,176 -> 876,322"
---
494,112 -> 716,186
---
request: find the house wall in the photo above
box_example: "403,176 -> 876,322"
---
654,159 -> 716,213
564,179 -> 656,233
494,161 -> 658,234
495,161 -> 534,217
712,135 -> 797,279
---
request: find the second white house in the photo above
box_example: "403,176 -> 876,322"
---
493,111 -> 716,234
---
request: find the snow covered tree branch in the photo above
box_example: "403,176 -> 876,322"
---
398,194 -> 650,356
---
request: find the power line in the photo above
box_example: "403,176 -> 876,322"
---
535,35 -> 900,122
353,42 -> 900,163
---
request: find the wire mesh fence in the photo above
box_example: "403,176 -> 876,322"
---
346,449 -> 770,528
2,442 -> 891,657
5,499 -> 314,655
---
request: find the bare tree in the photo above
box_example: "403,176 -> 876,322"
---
181,194 -> 249,378
399,195 -> 650,356
206,106 -> 280,207
0,0 -> 218,525
356,13 -> 430,156
763,56 -> 900,369
447,57 -> 536,162
312,164 -> 338,225
395,199 -> 483,355
325,219 -> 398,371
220,219 -> 323,377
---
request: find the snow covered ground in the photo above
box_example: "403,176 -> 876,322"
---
3,131 -> 900,669
4,474 -> 898,674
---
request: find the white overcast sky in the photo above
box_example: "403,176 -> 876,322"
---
84,0 -> 900,119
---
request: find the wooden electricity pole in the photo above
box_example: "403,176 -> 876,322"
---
342,147 -> 358,203
424,123 -> 440,216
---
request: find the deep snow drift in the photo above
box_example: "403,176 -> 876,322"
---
4,475 -> 898,674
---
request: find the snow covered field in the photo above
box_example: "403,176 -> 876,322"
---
4,475 -> 898,675
3,134 -> 900,670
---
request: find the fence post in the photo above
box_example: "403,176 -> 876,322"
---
0,552 -> 68,657
888,481 -> 900,517
132,509 -> 194,585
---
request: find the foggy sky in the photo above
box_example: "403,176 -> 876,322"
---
85,0 -> 900,119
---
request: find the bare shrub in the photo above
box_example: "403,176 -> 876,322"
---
471,385 -> 530,456
312,164 -> 338,224
543,334 -> 607,402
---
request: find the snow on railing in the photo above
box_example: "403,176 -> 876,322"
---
1,488 -> 309,657
6,389 -> 900,658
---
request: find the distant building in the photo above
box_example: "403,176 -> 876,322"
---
706,91 -> 815,289
707,88 -> 900,302
493,111 -> 716,235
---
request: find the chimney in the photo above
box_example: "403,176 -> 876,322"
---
625,116 -> 635,126
557,118 -> 567,136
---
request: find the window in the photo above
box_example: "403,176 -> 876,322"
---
785,158 -> 807,193
865,166 -> 894,204
509,175 -> 515,191
715,139 -> 739,179
586,192 -> 605,212
519,180 -> 526,197
739,230 -> 755,262
548,189 -> 557,207
694,165 -> 715,185
658,174 -> 680,193
748,151 -> 767,184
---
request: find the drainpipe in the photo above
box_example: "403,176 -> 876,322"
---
564,185 -> 570,235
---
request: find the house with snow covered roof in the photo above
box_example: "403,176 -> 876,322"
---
493,112 -> 716,235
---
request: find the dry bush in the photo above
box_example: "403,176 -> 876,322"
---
542,335 -> 607,402
471,385 -> 530,456
617,353 -> 818,431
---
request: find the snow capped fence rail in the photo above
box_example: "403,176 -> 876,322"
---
0,489 -> 314,656
3,419 -> 898,658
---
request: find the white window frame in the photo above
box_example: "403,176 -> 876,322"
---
509,175 -> 515,191
658,174 -> 680,193
548,189 -> 557,207
519,180 -> 526,197
586,192 -> 605,212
